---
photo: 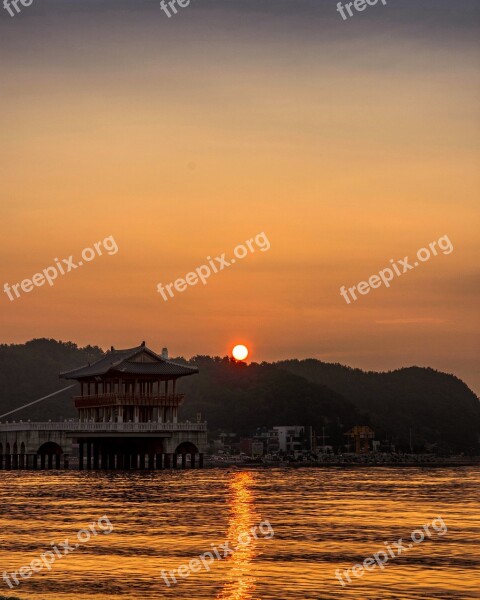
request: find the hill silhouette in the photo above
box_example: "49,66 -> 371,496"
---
277,359 -> 480,454
0,340 -> 478,453
0,339 -> 103,421
175,355 -> 358,447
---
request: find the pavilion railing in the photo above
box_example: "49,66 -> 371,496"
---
0,421 -> 207,432
73,393 -> 185,408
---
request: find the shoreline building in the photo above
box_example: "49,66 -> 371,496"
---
345,425 -> 375,454
273,426 -> 315,454
0,343 -> 207,470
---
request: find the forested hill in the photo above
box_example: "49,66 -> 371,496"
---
276,359 -> 480,453
176,355 -> 359,445
0,339 -> 103,421
0,340 -> 478,453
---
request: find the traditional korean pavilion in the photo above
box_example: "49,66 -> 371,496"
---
0,342 -> 207,470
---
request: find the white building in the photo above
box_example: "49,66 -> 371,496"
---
273,426 -> 306,453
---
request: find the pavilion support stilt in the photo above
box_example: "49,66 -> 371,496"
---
86,443 -> 92,470
79,442 -> 84,470
117,453 -> 124,469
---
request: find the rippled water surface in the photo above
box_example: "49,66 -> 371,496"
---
0,467 -> 479,599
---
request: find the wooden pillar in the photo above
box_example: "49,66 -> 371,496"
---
33,454 -> 38,470
191,453 -> 196,469
117,452 -> 124,470
86,442 -> 92,470
139,453 -> 146,470
93,443 -> 99,469
64,454 -> 69,469
181,454 -> 187,469
55,454 -> 61,470
164,453 -> 171,469
48,453 -> 53,470
199,453 -> 204,469
79,442 -> 84,470
156,453 -> 163,469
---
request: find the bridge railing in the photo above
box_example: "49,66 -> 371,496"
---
0,421 -> 207,433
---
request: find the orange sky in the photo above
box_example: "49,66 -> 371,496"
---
0,1 -> 478,393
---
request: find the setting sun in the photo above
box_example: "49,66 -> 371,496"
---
232,344 -> 249,361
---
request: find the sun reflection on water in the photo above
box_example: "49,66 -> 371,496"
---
217,471 -> 258,600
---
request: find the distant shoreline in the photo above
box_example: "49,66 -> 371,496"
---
205,457 -> 480,469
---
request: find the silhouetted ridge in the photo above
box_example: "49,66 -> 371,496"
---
0,341 -> 478,453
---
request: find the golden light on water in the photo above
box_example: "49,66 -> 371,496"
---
0,470 -> 479,598
218,472 -> 257,600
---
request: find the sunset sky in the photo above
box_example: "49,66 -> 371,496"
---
0,0 -> 479,393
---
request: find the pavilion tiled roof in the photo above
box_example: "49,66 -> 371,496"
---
60,343 -> 198,380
